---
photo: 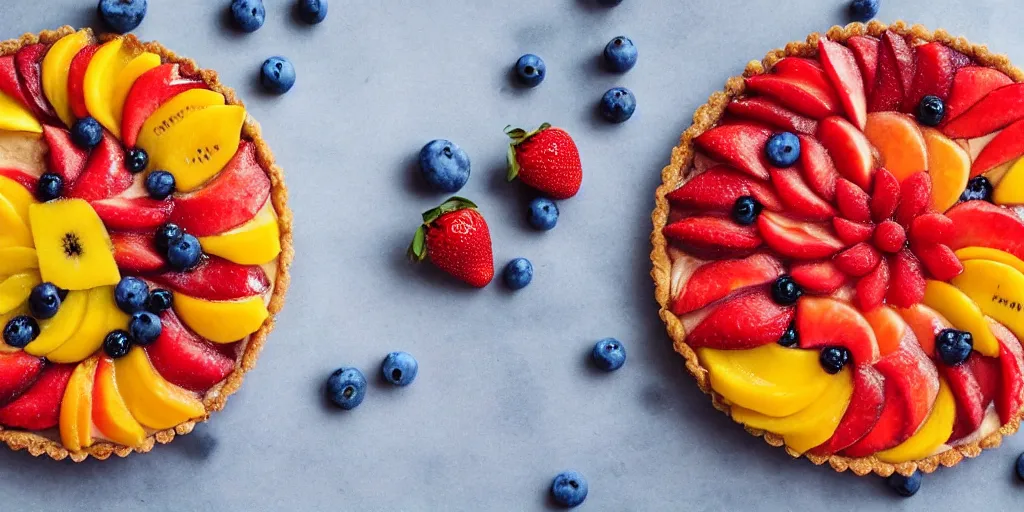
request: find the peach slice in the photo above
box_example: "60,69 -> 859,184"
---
0,194 -> 33,249
46,286 -> 129,364
0,174 -> 38,224
108,52 -> 161,138
0,247 -> 38,275
0,90 -> 42,134
92,356 -> 146,447
946,200 -> 1024,260
971,119 -> 1024,179
810,365 -> 884,455
922,128 -> 970,212
121,64 -> 205,148
993,157 -> 1024,205
954,246 -> 1024,275
897,303 -> 952,357
817,116 -> 875,190
40,30 -> 92,128
140,104 -> 245,191
863,112 -> 929,182
922,280 -> 1000,357
875,378 -> 955,463
114,347 -> 205,430
198,202 -> 281,265
797,296 -> 879,364
173,293 -> 269,343
0,272 -> 41,314
23,290 -> 88,356
950,259 -> 1024,343
83,37 -> 139,135
59,356 -> 97,451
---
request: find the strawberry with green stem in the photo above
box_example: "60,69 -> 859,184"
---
506,123 -> 583,199
409,197 -> 494,288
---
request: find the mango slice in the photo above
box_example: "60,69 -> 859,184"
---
697,344 -> 833,417
0,247 -> 38,275
42,30 -> 92,127
198,202 -> 281,265
923,128 -> 971,212
83,38 -> 138,135
876,378 -> 956,463
993,157 -> 1024,205
28,199 -> 120,290
0,91 -> 42,134
922,280 -> 1000,357
0,174 -> 37,223
0,272 -> 41,314
24,290 -> 88,356
173,293 -> 268,343
59,356 -> 97,451
108,52 -> 161,138
47,286 -> 129,363
141,104 -> 245,191
136,88 -> 225,151
0,194 -> 33,249
114,347 -> 205,430
955,246 -> 1024,275
951,259 -> 1024,343
92,356 -> 146,447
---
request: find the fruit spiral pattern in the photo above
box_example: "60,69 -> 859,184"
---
0,27 -> 290,460
653,22 -> 1024,476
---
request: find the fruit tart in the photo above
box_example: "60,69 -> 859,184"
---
651,21 -> 1024,477
0,26 -> 292,460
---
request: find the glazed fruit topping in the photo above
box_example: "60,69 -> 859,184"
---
820,346 -> 852,374
731,196 -> 761,225
936,328 -> 974,366
770,275 -> 803,305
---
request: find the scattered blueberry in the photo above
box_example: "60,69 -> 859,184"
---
778,324 -> 798,347
418,139 -> 470,193
28,282 -> 62,320
167,234 -> 203,272
3,316 -> 39,348
231,0 -> 265,32
503,258 -> 534,290
592,338 -> 627,371
146,170 -> 176,200
129,311 -> 162,345
126,148 -> 148,174
731,196 -> 761,225
326,367 -> 367,410
886,470 -> 922,497
36,173 -> 63,202
916,95 -> 945,127
527,197 -> 559,231
146,289 -> 173,313
819,346 -> 851,374
1016,452 -> 1024,481
935,328 -> 973,366
155,223 -> 184,253
603,36 -> 638,72
97,0 -> 147,33
297,0 -> 327,24
849,0 -> 881,22
599,87 -> 636,123
381,351 -> 418,386
115,276 -> 149,314
261,56 -> 296,94
551,471 -> 588,508
764,132 -> 801,167
960,176 -> 993,202
515,54 -> 546,88
70,117 -> 103,149
770,275 -> 803,305
103,330 -> 132,358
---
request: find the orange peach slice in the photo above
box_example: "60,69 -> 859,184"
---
114,347 -> 205,430
863,112 -> 929,182
59,356 -> 97,451
922,280 -> 1000,357
92,356 -> 146,447
951,259 -> 1024,343
993,157 -> 1024,205
922,128 -> 970,212
954,246 -> 1024,274
875,377 -> 955,463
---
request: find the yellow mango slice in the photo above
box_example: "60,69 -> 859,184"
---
136,88 -> 225,150
955,246 -> 1024,275
29,199 -> 120,290
876,378 -> 956,463
47,286 -> 129,363
83,38 -> 138,135
922,280 -> 1000,357
42,30 -> 92,127
92,356 -> 146,447
59,356 -> 97,451
951,259 -> 1024,342
141,105 -> 245,191
115,347 -> 205,430
922,128 -> 971,212
199,203 -> 281,265
173,292 -> 269,343
697,344 -> 833,417
0,247 -> 38,275
108,52 -> 161,138
24,290 -> 88,356
0,91 -> 42,134
0,194 -> 33,249
993,157 -> 1024,206
0,175 -> 37,223
0,272 -> 40,314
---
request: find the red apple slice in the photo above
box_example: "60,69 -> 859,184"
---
869,31 -> 916,113
66,132 -> 133,202
664,216 -> 762,258
693,123 -> 772,180
797,135 -> 839,201
0,352 -> 43,408
855,257 -> 890,311
817,116 -> 875,190
832,217 -> 874,246
819,38 -> 867,129
989,319 -> 1024,424
834,242 -> 882,277
67,44 -> 98,120
770,168 -> 836,221
666,165 -> 782,213
111,232 -> 165,273
811,364 -> 885,455
42,125 -> 88,185
797,296 -> 879,364
944,66 -> 1014,126
946,200 -> 1024,260
886,249 -> 926,308
757,210 -> 844,259
834,178 -> 872,223
671,253 -> 783,315
725,98 -> 818,135
870,168 -> 901,222
152,256 -> 271,301
847,36 -> 880,96
971,118 -> 1024,177
92,197 -> 175,232
0,56 -> 31,110
943,83 -> 1024,139
903,42 -> 969,112
0,364 -> 74,430
121,64 -> 206,148
13,43 -> 57,123
146,310 -> 235,393
685,288 -> 794,350
790,260 -> 846,294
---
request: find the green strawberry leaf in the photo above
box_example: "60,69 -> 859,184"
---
408,225 -> 428,261
420,196 -> 479,224
505,123 -> 552,145
506,143 -> 520,182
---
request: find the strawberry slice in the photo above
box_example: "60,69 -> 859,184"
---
0,56 -> 30,110
817,116 -> 875,190
847,36 -> 880,96
769,168 -> 836,221
872,220 -> 907,254
833,217 -> 874,246
0,364 -> 74,430
0,168 -> 37,192
943,66 -> 1014,126
147,310 -> 236,393
870,168 -> 901,222
943,362 -> 987,442
797,296 -> 880,364
894,171 -> 933,226
0,352 -> 44,408
834,242 -> 882,277
869,31 -> 916,112
68,44 -> 99,120
903,42 -> 969,112
92,197 -> 175,232
943,83 -> 1024,139
886,249 -> 926,308
13,43 -> 57,123
693,123 -> 772,180
835,178 -> 872,223
819,38 -> 868,129
990,319 -> 1024,424
666,165 -> 782,213
797,135 -> 839,201
121,64 -> 205,148
855,258 -> 890,311
663,217 -> 762,257
42,125 -> 88,185
907,213 -> 952,249
757,210 -> 844,259
671,254 -> 783,315
153,256 -> 271,301
66,132 -> 133,202
725,98 -> 818,135
685,289 -> 794,350
946,200 -> 1024,260
811,365 -> 885,455
914,243 -> 963,281
745,72 -> 841,120
971,118 -> 1024,177
111,232 -> 165,273
790,260 -> 846,294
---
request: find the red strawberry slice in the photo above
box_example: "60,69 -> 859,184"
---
42,125 -> 88,184
745,73 -> 841,120
847,36 -> 880,96
869,31 -> 916,112
410,198 -> 495,287
811,364 -> 885,455
685,289 -> 794,350
797,296 -> 880,364
0,352 -> 44,408
952,353 -> 1002,441
92,197 -> 175,232
769,168 -> 836,221
0,364 -> 74,430
0,168 -> 37,192
971,118 -> 1024,178
66,132 -> 133,202
693,123 -> 772,180
663,217 -> 762,258
990,319 -> 1024,424
943,362 -> 987,442
943,66 -> 1014,127
111,232 -> 165,273
855,258 -> 890,311
870,168 -> 901,222
894,171 -> 933,226
790,260 -> 846,294
666,165 -> 782,213
757,210 -> 844,259
872,220 -> 907,254
946,200 -> 1024,260
832,217 -> 874,246
13,43 -> 57,123
68,44 -> 99,120
886,249 -> 926,308
122,64 -> 205,148
506,125 -> 582,200
671,254 -> 783,315
819,38 -> 868,129
903,42 -> 969,112
817,116 -> 875,190
725,98 -> 818,134
154,256 -> 271,301
914,243 -> 963,281
147,310 -> 236,393
0,56 -> 31,110
797,135 -> 839,201
835,178 -> 872,223
943,83 -> 1024,139
773,57 -> 837,95
834,242 -> 882,277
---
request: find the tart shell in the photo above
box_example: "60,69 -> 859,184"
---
650,20 -> 1024,477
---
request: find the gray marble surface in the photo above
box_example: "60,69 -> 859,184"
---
1,0 -> 1023,510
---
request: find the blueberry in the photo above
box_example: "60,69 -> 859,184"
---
603,36 -> 638,72
261,56 -> 296,94
550,471 -> 588,508
70,117 -> 103,149
731,196 -> 761,225
146,170 -> 176,200
503,258 -> 534,290
515,54 -> 545,88
381,351 -> 418,386
916,95 -> 945,127
230,0 -> 265,32
325,367 -> 367,410
418,139 -> 470,193
36,173 -> 63,202
935,328 -> 973,366
1016,452 -> 1024,481
770,275 -> 803,305
129,311 -> 162,346
599,87 -> 636,123
849,0 -> 880,22
297,0 -> 327,24
3,316 -> 39,348
126,148 -> 148,174
28,282 -> 62,320
97,0 -> 147,33
764,132 -> 800,167
778,324 -> 798,347
146,288 -> 173,313
155,223 -> 184,253
820,346 -> 851,374
886,470 -> 922,497
592,338 -> 627,371
960,176 -> 993,202
103,330 -> 132,358
167,234 -> 203,272
115,277 -> 149,314
527,197 -> 559,231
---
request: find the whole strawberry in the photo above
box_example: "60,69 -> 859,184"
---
506,123 -> 582,199
408,197 -> 494,287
